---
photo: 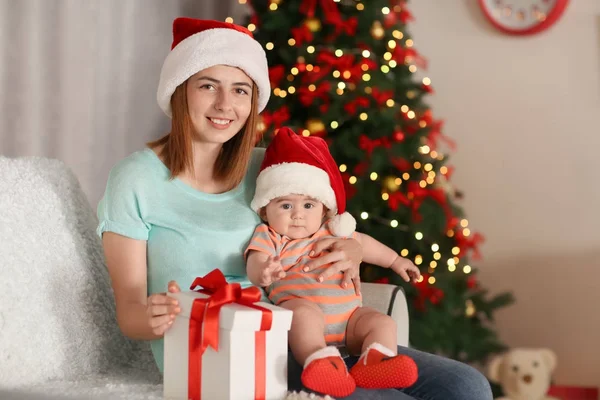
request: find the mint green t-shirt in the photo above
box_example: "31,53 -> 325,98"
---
97,147 -> 265,372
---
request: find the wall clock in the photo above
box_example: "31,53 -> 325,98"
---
478,0 -> 570,35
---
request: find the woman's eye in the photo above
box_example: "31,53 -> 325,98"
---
200,84 -> 215,91
235,88 -> 249,95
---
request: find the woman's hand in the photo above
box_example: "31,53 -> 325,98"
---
303,237 -> 363,295
145,280 -> 181,336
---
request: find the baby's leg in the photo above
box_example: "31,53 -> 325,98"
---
346,307 -> 418,389
346,306 -> 398,356
279,298 -> 326,364
279,298 -> 355,397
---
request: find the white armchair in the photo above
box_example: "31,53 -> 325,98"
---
0,156 -> 409,399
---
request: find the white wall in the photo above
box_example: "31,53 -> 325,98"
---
410,0 -> 600,386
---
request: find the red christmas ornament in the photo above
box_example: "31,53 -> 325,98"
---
466,275 -> 478,289
393,130 -> 405,142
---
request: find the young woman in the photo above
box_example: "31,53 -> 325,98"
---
98,17 -> 492,400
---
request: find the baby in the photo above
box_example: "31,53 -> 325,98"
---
245,127 -> 421,397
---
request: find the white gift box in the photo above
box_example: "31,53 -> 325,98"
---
164,290 -> 293,400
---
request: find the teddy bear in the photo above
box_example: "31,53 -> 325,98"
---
488,348 -> 559,400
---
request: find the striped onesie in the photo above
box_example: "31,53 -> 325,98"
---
245,222 -> 362,346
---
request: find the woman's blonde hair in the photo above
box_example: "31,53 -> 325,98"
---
148,80 -> 259,191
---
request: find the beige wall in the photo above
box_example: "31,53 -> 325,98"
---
410,0 -> 600,386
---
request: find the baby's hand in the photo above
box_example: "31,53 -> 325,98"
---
259,256 -> 286,287
391,257 -> 421,283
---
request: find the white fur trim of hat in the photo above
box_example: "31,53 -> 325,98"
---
157,28 -> 270,117
251,162 -> 356,237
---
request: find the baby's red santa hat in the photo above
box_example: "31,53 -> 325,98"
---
157,18 -> 270,117
251,127 -> 356,237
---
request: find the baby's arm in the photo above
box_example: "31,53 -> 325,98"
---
245,223 -> 285,287
355,232 -> 421,282
247,251 -> 286,287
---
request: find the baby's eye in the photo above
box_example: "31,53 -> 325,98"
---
304,203 -> 314,209
281,203 -> 292,210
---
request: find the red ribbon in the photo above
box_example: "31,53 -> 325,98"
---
186,269 -> 273,400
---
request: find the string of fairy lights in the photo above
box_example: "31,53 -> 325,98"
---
231,0 -> 478,295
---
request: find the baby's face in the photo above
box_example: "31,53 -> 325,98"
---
264,194 -> 325,239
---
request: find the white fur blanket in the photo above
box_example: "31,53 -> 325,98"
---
0,156 -> 331,399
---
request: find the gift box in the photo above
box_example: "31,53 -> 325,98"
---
164,270 -> 293,400
547,385 -> 599,400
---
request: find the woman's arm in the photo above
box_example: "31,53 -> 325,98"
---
102,232 -> 179,340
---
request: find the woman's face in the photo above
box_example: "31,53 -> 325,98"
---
186,65 -> 253,145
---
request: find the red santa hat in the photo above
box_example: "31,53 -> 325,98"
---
157,18 -> 270,117
251,127 -> 356,237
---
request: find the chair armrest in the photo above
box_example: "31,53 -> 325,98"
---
361,282 -> 409,347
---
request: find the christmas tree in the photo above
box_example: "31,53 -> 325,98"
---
243,0 -> 514,366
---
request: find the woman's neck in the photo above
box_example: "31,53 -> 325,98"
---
153,141 -> 228,194
182,141 -> 228,193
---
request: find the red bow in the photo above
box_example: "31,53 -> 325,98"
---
359,135 -> 391,156
328,15 -> 358,38
384,3 -> 414,28
371,88 -> 394,106
188,269 -> 265,355
344,97 -> 370,115
392,46 -> 428,70
406,181 -> 454,230
420,112 -> 456,150
316,51 -> 356,75
300,0 -> 340,19
268,65 -> 285,89
298,81 -> 331,106
291,25 -> 313,46
261,106 -> 290,131
387,191 -> 410,211
454,231 -> 485,261
412,273 -> 444,312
